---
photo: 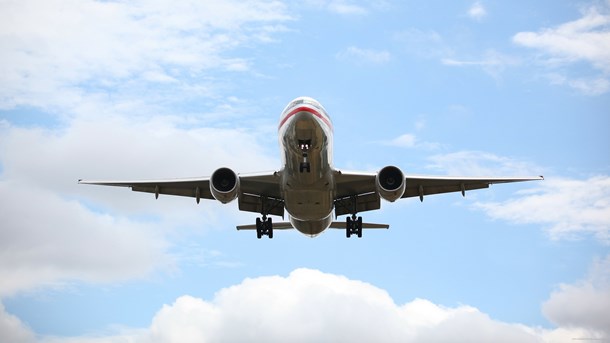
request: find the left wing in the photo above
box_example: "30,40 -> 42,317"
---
78,172 -> 283,210
78,177 -> 215,200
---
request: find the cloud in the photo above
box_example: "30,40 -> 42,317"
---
303,0 -> 368,15
475,176 -> 610,244
0,179 -> 174,296
0,111 -> 277,295
0,303 -> 35,343
382,133 -> 440,150
467,2 -> 487,21
426,150 -> 541,177
512,4 -> 610,94
393,29 -> 454,60
1,268 -> 605,342
0,0 -> 291,111
441,50 -> 520,79
336,46 -> 391,65
543,254 -> 610,336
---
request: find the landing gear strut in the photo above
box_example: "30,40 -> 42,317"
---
298,139 -> 311,173
256,215 -> 273,239
346,214 -> 363,238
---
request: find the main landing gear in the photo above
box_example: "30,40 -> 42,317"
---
346,214 -> 363,238
256,215 -> 273,239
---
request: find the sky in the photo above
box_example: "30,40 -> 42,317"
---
0,0 -> 609,341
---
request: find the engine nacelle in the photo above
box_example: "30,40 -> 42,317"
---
376,166 -> 406,202
210,167 -> 240,204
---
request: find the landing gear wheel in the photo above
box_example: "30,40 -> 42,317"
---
256,217 -> 263,239
346,215 -> 363,238
346,216 -> 352,238
267,217 -> 273,239
256,216 -> 273,239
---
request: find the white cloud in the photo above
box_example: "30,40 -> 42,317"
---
512,4 -> 610,94
468,2 -> 487,21
2,268 -> 604,342
0,0 -> 291,111
304,0 -> 368,15
547,73 -> 610,96
476,176 -> 610,244
0,112 -> 278,295
0,179 -> 173,296
382,133 -> 440,150
441,50 -> 520,78
543,254 -> 610,337
426,150 -> 540,177
0,303 -> 35,343
336,46 -> 392,65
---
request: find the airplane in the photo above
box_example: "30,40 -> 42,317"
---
79,96 -> 543,239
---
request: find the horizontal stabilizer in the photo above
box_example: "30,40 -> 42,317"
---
329,222 -> 389,229
236,222 -> 294,230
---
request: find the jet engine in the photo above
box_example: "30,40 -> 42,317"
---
376,166 -> 406,202
210,167 -> 240,204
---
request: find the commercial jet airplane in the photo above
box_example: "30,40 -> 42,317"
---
80,97 -> 543,239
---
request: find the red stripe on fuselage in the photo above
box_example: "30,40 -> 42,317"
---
278,106 -> 333,131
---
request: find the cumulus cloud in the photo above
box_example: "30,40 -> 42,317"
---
336,46 -> 392,65
0,268 -> 604,342
543,254 -> 610,336
476,176 -> 610,243
0,111 -> 278,295
512,4 -> 610,94
0,170 -> 180,296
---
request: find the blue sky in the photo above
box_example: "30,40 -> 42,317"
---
0,0 -> 609,341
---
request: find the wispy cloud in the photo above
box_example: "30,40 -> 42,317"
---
467,2 -> 487,21
382,133 -> 440,150
512,4 -> 610,94
476,176 -> 610,244
304,0 -> 370,15
0,0 -> 292,112
426,150 -> 540,177
441,50 -> 520,78
336,46 -> 392,65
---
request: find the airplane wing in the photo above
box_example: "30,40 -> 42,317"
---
334,170 -> 543,215
401,174 -> 544,201
78,171 -> 283,205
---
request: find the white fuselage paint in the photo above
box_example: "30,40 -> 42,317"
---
278,97 -> 335,236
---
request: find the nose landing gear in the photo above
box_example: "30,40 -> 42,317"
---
298,139 -> 311,173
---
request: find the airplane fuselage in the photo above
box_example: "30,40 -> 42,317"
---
278,97 -> 335,236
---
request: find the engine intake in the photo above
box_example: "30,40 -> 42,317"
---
210,167 -> 240,204
376,166 -> 406,202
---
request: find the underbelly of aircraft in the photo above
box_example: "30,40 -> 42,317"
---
284,189 -> 333,221
289,214 -> 332,237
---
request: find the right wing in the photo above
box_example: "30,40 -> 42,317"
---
334,170 -> 543,215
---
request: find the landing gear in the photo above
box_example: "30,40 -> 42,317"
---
298,139 -> 311,173
346,214 -> 363,238
256,216 -> 273,239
